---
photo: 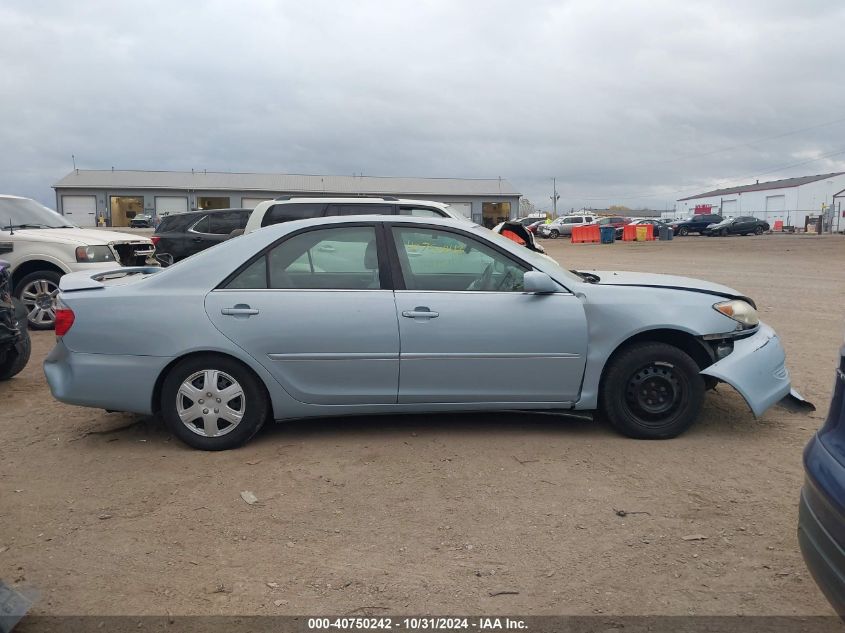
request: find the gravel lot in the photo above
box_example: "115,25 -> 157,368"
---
1,233 -> 843,616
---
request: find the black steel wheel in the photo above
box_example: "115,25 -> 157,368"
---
599,342 -> 705,439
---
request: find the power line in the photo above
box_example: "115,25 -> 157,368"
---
576,146 -> 845,202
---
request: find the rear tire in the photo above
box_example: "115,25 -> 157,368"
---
161,355 -> 269,450
599,342 -> 705,439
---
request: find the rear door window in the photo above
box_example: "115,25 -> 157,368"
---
261,203 -> 327,227
191,216 -> 211,233
325,204 -> 394,216
209,211 -> 245,235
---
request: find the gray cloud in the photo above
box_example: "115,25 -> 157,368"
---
2,0 -> 844,212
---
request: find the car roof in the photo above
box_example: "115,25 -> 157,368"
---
267,197 -> 449,208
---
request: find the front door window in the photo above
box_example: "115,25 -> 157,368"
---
391,227 -> 525,292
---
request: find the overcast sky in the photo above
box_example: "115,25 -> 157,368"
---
2,0 -> 844,212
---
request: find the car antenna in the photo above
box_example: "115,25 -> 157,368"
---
8,219 -> 12,236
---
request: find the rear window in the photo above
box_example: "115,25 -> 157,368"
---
261,203 -> 327,227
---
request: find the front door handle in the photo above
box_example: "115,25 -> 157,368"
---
221,304 -> 259,317
402,307 -> 439,319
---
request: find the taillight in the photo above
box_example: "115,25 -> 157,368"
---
151,236 -> 161,246
55,308 -> 75,337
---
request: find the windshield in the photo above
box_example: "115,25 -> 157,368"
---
0,197 -> 77,230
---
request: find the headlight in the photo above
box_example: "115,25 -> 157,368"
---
713,299 -> 759,328
75,245 -> 116,263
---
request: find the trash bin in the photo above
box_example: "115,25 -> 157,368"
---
659,225 -> 673,241
600,226 -> 615,244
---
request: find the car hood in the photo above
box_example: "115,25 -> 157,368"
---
584,270 -> 750,302
8,228 -> 151,246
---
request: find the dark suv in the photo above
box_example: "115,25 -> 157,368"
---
669,213 -> 723,236
152,208 -> 250,261
0,260 -> 30,380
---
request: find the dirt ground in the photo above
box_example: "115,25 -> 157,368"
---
1,233 -> 843,617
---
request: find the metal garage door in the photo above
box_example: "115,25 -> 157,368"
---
62,195 -> 97,227
444,202 -> 472,219
155,196 -> 188,217
241,197 -> 271,209
721,199 -> 737,216
765,195 -> 785,212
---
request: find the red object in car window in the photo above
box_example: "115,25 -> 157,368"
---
500,229 -> 526,245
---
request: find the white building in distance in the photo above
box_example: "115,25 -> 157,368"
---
676,171 -> 845,231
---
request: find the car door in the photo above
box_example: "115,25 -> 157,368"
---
388,224 -> 588,404
560,217 -> 582,235
205,223 -> 400,405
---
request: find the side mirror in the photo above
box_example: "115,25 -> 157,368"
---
155,253 -> 174,267
227,229 -> 245,240
523,271 -> 558,294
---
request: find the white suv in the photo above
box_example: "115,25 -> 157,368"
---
244,197 -> 471,234
537,214 -> 597,239
0,195 -> 155,329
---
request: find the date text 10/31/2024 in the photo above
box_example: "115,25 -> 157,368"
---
307,617 -> 527,630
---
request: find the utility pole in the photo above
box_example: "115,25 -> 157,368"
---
550,178 -> 560,218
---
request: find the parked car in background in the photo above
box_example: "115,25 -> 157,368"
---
243,197 -> 469,235
703,216 -> 770,236
46,215 -> 808,451
152,209 -> 251,262
669,213 -> 724,236
596,216 -> 628,230
0,260 -> 30,380
129,214 -> 154,228
615,218 -> 672,240
799,338 -> 845,616
537,214 -> 597,239
0,195 -> 155,329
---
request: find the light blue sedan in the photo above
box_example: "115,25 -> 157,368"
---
44,215 -> 806,450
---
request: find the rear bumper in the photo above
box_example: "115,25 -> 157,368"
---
800,437 -> 845,617
43,339 -> 168,415
700,322 -> 791,417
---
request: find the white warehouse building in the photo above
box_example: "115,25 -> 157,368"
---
676,171 -> 845,232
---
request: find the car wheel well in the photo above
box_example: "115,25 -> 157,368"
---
601,329 -> 715,387
152,351 -> 274,419
11,261 -> 65,291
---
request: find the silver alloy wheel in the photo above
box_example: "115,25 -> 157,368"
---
20,279 -> 59,326
176,369 -> 245,437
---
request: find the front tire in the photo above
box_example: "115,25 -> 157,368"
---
15,270 -> 62,330
599,342 -> 705,439
550,230 -> 560,239
161,355 -> 269,450
754,226 -> 764,235
677,226 -> 689,236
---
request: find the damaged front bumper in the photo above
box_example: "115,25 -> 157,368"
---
701,322 -> 812,417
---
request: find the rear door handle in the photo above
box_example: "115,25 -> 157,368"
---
221,304 -> 259,317
402,307 -> 439,319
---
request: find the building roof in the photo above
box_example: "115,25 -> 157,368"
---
53,169 -> 519,197
678,172 -> 845,201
